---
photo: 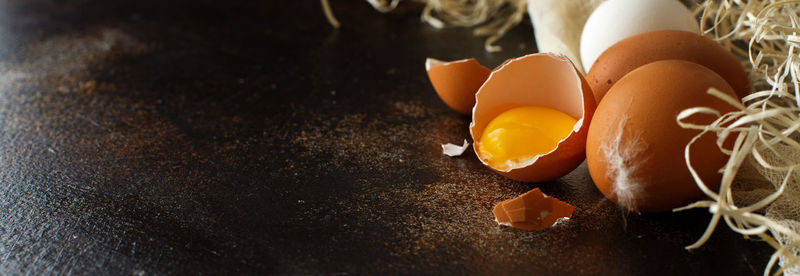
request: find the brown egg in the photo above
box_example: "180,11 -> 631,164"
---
586,60 -> 737,213
587,30 -> 749,103
426,58 -> 491,114
470,53 -> 596,182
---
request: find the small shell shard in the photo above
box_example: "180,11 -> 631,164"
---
441,139 -> 469,157
493,188 -> 575,230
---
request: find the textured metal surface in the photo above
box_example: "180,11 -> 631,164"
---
0,0 -> 770,274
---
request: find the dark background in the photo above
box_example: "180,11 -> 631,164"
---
0,0 -> 771,274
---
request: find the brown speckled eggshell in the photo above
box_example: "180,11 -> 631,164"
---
587,30 -> 749,103
586,60 -> 738,213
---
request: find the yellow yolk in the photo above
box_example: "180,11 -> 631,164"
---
478,106 -> 578,170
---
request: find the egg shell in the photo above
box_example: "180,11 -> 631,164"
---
492,188 -> 575,230
587,30 -> 750,103
470,53 -> 596,182
580,0 -> 699,71
426,58 -> 491,114
586,60 -> 737,213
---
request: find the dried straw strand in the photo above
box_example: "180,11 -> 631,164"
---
320,0 -> 528,52
678,1 -> 800,274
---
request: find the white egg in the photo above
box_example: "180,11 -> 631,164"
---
579,0 -> 699,72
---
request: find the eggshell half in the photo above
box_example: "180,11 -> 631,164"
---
470,53 -> 597,182
587,30 -> 750,103
426,58 -> 491,114
586,60 -> 737,213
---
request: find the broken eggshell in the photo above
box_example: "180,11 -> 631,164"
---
441,139 -> 469,157
493,188 -> 575,230
426,58 -> 491,114
470,53 -> 597,182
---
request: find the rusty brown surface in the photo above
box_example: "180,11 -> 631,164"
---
0,0 -> 770,274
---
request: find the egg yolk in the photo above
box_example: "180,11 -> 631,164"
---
478,106 -> 577,170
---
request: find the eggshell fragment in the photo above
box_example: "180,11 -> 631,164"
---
441,139 -> 469,157
470,53 -> 596,182
586,60 -> 738,213
426,58 -> 491,114
587,30 -> 750,103
580,0 -> 700,71
493,188 -> 575,230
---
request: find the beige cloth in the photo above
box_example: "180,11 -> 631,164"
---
527,0 -> 606,74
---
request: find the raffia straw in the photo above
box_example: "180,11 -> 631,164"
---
320,0 -> 528,52
321,0 -> 340,28
678,1 -> 800,275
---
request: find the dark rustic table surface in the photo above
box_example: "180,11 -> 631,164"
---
0,0 -> 773,275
